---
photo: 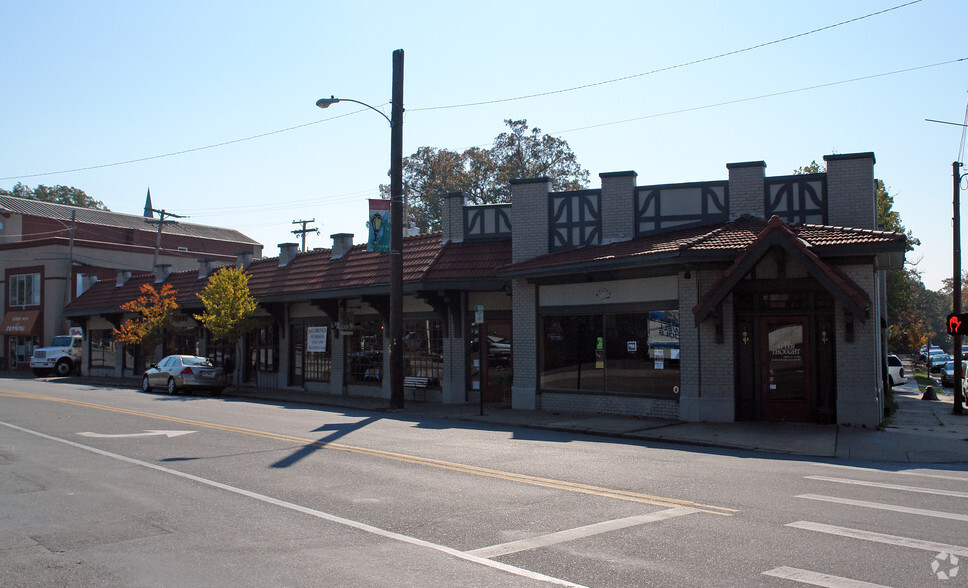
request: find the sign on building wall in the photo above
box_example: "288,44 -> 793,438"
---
307,326 -> 328,353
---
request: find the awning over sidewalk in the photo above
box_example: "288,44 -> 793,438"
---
0,310 -> 40,336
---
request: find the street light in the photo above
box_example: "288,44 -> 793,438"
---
317,49 -> 405,409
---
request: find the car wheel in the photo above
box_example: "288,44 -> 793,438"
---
167,378 -> 177,395
54,360 -> 72,377
142,375 -> 151,393
889,375 -> 895,387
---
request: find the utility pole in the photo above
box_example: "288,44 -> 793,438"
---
145,208 -> 185,269
291,218 -> 319,252
954,161 -> 965,415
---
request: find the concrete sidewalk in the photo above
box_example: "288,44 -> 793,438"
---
225,377 -> 968,464
41,370 -> 968,464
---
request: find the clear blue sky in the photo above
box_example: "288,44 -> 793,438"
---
2,0 -> 964,290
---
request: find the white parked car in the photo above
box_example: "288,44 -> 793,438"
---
887,354 -> 906,387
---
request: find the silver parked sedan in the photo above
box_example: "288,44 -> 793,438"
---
142,355 -> 226,396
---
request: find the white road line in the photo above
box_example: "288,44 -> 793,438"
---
0,420 -> 586,588
804,475 -> 968,499
787,521 -> 968,557
762,566 -> 890,587
467,507 -> 695,559
810,462 -> 968,482
797,494 -> 968,522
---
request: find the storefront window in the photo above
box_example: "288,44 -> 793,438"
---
348,320 -> 383,384
291,323 -> 331,383
89,329 -> 117,370
403,319 -> 442,385
248,323 -> 279,374
541,310 -> 680,397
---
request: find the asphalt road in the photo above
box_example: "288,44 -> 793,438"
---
1,378 -> 966,587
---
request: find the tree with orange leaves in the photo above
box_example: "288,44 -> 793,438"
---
113,283 -> 179,360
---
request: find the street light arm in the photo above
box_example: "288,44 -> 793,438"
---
316,96 -> 392,127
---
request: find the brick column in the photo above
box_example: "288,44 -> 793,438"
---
440,192 -> 466,244
600,171 -> 637,244
824,152 -> 876,229
510,177 -> 551,263
511,278 -> 537,410
727,161 -> 766,219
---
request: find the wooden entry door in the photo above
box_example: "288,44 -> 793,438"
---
760,316 -> 812,421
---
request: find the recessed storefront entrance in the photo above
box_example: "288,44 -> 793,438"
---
735,286 -> 837,423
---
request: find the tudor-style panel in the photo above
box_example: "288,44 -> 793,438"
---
765,174 -> 827,225
635,181 -> 728,237
548,190 -> 601,251
464,204 -> 512,241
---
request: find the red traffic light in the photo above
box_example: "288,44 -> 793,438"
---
947,313 -> 968,335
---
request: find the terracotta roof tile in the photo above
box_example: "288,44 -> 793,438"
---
501,215 -> 906,276
423,240 -> 511,282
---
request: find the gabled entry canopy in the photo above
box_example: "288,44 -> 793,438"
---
693,216 -> 873,326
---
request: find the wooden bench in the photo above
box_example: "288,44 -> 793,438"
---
403,376 -> 430,401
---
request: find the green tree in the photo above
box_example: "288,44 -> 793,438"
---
194,266 -> 258,389
1,183 -> 109,210
382,119 -> 589,232
194,266 -> 259,343
113,283 -> 179,362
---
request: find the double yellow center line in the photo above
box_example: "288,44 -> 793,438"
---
0,390 -> 737,516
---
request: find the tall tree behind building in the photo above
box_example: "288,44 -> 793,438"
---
797,160 -> 924,352
1,182 -> 109,210
381,119 -> 589,232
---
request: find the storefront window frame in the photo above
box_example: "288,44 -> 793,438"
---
539,301 -> 681,399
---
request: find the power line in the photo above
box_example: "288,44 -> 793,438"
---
0,2 -> 924,182
548,58 -> 967,137
0,107 -> 380,182
409,0 -> 924,112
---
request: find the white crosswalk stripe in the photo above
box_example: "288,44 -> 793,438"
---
797,494 -> 968,522
804,475 -> 968,498
762,566 -> 890,587
787,521 -> 968,557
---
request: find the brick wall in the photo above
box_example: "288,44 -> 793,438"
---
511,178 -> 551,264
440,192 -> 465,244
824,153 -> 876,229
440,294 -> 468,404
727,161 -> 766,219
600,171 -> 636,244
540,392 -> 679,419
835,264 -> 881,428
511,278 -> 537,409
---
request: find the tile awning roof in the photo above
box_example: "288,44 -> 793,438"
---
65,216 -> 905,317
499,215 -> 906,277
66,232 -> 512,314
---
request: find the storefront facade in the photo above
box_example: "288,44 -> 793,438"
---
65,152 -> 904,429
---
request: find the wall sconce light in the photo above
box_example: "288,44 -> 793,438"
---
820,328 -> 829,345
741,329 -> 750,346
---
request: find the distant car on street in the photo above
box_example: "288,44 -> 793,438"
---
142,355 -> 226,396
929,352 -> 951,374
941,360 -> 968,389
887,354 -> 906,387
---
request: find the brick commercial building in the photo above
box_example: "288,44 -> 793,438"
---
65,152 -> 904,428
0,195 -> 261,372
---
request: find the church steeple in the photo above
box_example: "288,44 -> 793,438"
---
144,188 -> 153,218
